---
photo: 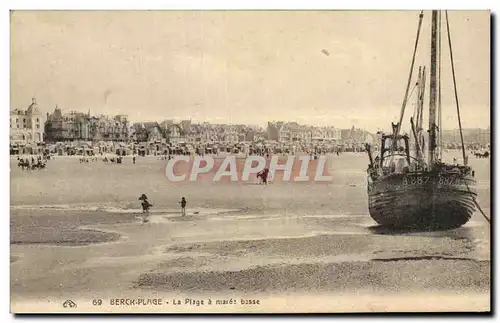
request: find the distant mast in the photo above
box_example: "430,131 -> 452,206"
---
428,10 -> 439,165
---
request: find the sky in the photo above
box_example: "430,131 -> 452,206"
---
10,10 -> 490,132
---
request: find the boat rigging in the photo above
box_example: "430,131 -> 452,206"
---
365,10 -> 478,230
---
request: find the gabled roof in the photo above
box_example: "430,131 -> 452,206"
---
142,122 -> 160,129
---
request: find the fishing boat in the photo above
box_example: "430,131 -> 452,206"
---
365,10 -> 477,230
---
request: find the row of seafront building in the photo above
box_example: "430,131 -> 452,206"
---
10,99 -> 376,155
11,98 -> 488,156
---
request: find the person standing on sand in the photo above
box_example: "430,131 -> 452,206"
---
138,193 -> 153,222
264,168 -> 270,185
133,156 -> 136,164
179,197 -> 187,216
259,168 -> 269,185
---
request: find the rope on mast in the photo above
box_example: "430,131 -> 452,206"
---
408,81 -> 420,118
464,179 -> 490,224
394,11 -> 424,142
445,11 -> 467,165
445,11 -> 488,225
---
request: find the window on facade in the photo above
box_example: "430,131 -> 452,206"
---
36,125 -> 40,129
16,118 -> 19,123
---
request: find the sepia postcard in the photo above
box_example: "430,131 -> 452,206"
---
9,10 -> 491,313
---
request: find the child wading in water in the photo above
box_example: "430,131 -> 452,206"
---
138,193 -> 153,223
179,197 -> 187,216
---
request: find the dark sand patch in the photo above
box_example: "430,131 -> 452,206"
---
10,209 -> 138,228
164,233 -> 480,260
135,260 -> 490,293
11,229 -> 121,246
10,210 -> 134,246
164,235 -> 370,257
157,256 -> 211,270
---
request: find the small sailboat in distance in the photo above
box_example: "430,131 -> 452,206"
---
365,10 -> 477,230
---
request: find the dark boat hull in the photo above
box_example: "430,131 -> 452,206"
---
367,171 -> 477,229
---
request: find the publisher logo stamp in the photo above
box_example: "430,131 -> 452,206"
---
62,300 -> 77,308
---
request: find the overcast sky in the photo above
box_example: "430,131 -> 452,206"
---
10,10 -> 490,131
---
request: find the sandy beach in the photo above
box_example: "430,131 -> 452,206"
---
10,152 -> 491,313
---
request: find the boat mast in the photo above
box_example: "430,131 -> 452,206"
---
415,66 -> 422,132
416,65 -> 426,158
437,11 -> 443,161
412,67 -> 423,160
419,66 -> 426,132
428,10 -> 439,165
420,66 -> 427,159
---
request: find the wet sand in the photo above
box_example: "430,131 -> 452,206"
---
10,152 -> 491,312
10,209 -> 131,246
136,259 -> 489,293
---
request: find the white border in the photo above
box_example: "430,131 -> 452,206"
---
2,0 -> 497,322
3,0 -> 500,10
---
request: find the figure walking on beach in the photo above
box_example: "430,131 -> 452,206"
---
179,197 -> 187,216
138,193 -> 153,222
257,168 -> 269,185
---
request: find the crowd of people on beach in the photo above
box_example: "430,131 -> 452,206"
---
103,156 -> 124,164
16,155 -> 50,171
76,155 -> 130,164
79,157 -> 100,163
473,151 -> 490,158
